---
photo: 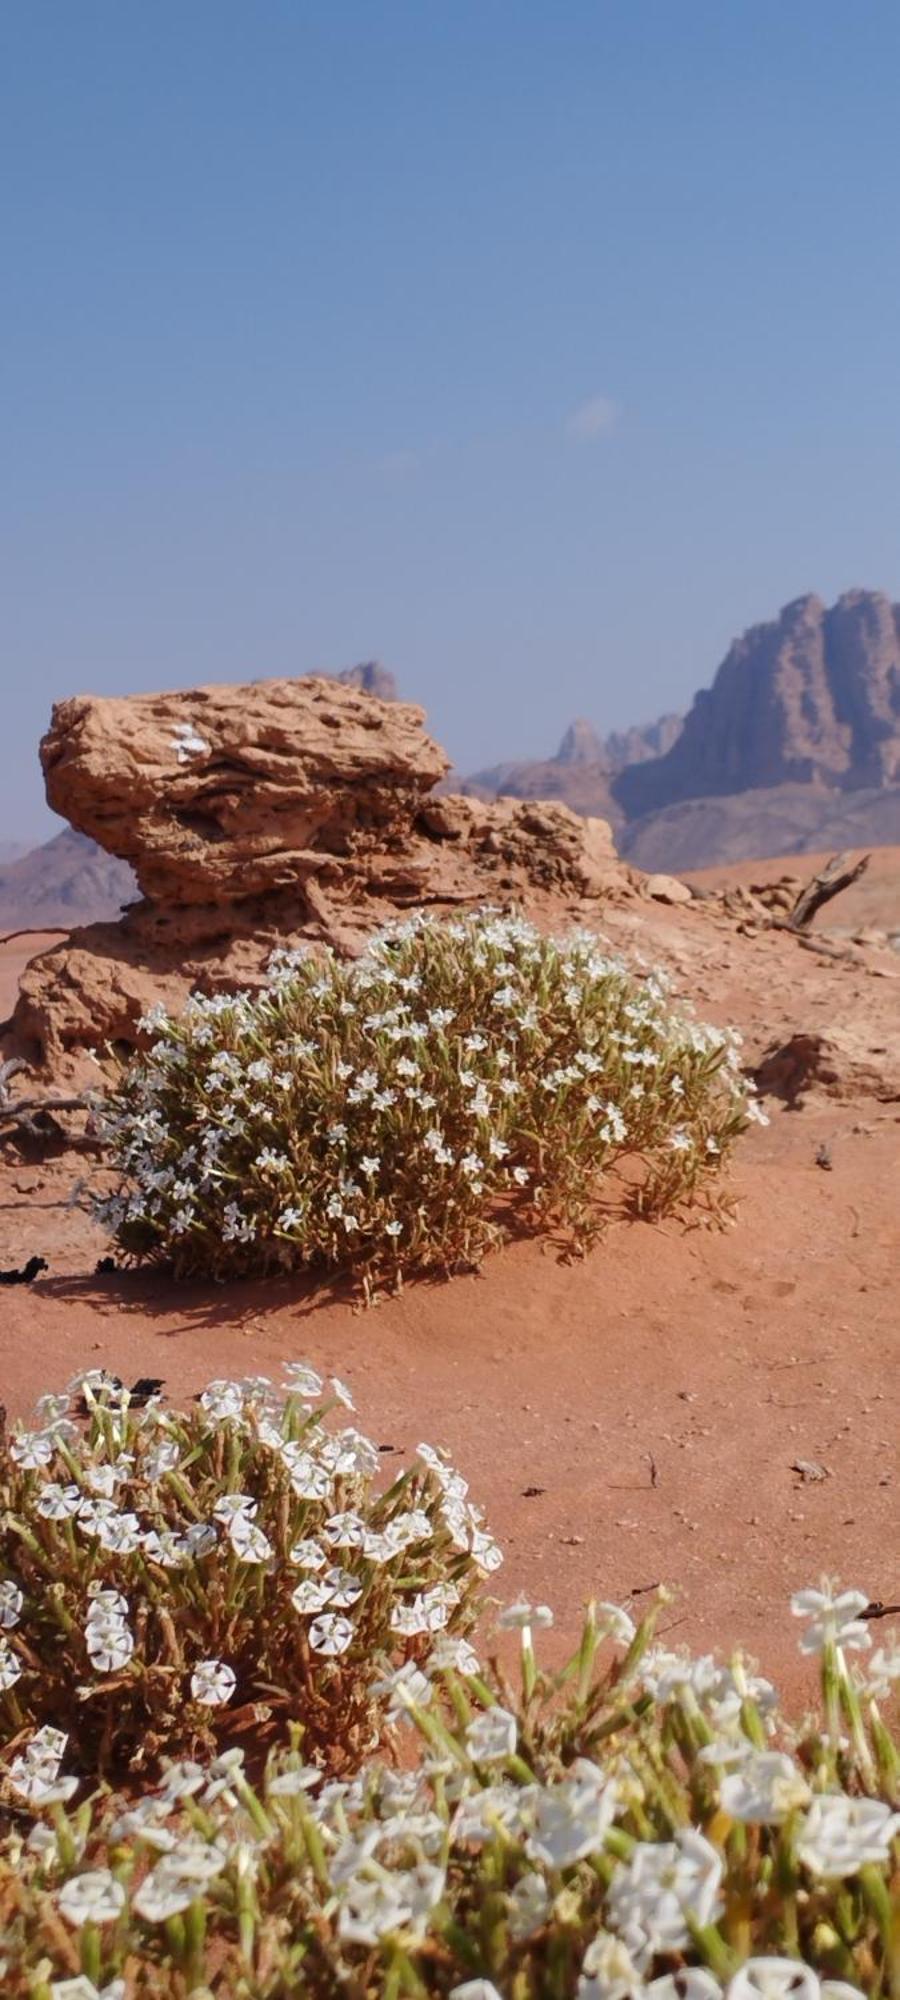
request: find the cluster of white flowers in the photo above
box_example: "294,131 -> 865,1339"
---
84,1587 -> 134,1673
0,1362 -> 492,1757
0,1551 -> 896,1998
93,910 -> 753,1279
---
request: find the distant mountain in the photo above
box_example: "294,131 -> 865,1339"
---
620,782 -> 900,872
614,590 -> 900,819
334,661 -> 398,700
463,713 -> 684,823
0,829 -> 136,932
466,591 -> 900,868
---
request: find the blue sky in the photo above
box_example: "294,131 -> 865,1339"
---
4,1 -> 900,839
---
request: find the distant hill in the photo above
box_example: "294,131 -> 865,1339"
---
0,829 -> 136,932
333,661 -> 398,700
463,713 -> 683,824
620,781 -> 900,872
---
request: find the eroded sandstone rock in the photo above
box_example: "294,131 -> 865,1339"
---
11,677 -> 634,1081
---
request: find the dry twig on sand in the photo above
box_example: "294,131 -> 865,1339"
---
0,1057 -> 99,1145
783,850 -> 870,932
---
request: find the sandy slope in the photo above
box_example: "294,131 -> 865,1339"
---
1,885 -> 897,1702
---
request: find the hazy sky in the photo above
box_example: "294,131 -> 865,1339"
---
5,2 -> 900,841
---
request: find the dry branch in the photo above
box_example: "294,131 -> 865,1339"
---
0,927 -> 71,947
0,1058 -> 99,1144
785,850 -> 870,932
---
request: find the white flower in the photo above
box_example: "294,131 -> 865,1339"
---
373,1660 -> 433,1722
450,1984 -> 504,2000
429,1633 -> 481,1675
330,1375 -> 355,1409
36,1481 -> 82,1519
289,1536 -> 327,1570
199,1379 -> 244,1420
466,1706 -> 517,1765
790,1582 -> 871,1655
93,1511 -> 143,1554
0,1641 -> 23,1692
86,1615 -> 134,1674
283,1362 -> 323,1398
190,1658 -> 236,1707
227,1515 -> 273,1564
527,1762 -> 620,1869
132,1870 -> 196,1922
720,1752 -> 811,1825
323,1510 -> 367,1548
213,1491 -> 257,1524
57,1869 -> 126,1927
596,1601 -> 636,1647
861,1637 -> 900,1699
725,1962 -> 819,1999
338,1862 -> 445,1945
578,1928 -> 645,1996
322,1565 -> 364,1609
797,1793 -> 900,1877
606,1829 -> 723,1963
498,1596 -> 554,1632
0,1581 -> 23,1628
291,1577 -> 335,1615
507,1869 -> 552,1939
308,1612 -> 355,1656
267,1766 -> 324,1796
10,1430 -> 55,1468
283,1448 -> 333,1501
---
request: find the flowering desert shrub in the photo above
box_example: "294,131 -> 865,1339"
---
0,1581 -> 896,1998
95,911 -> 757,1286
0,1368 -> 492,1783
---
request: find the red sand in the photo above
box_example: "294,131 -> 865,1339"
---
1,895 -> 897,1704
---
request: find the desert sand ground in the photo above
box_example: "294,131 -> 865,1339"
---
0,883 -> 897,1704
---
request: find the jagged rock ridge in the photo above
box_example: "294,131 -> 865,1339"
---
615,591 -> 900,819
463,713 -> 684,824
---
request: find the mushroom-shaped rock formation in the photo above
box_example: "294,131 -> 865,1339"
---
10,675 -> 633,1082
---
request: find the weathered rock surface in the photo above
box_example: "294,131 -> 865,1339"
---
753,1026 -> 900,1106
11,677 -> 634,1078
41,678 -> 445,909
615,591 -> 900,819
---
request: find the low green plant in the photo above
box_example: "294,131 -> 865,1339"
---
94,910 -> 758,1287
0,1369 -> 490,1784
0,1582 -> 896,1998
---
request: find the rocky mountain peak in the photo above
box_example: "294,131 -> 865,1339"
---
334,661 -> 399,700
556,719 -> 608,767
614,588 -> 900,818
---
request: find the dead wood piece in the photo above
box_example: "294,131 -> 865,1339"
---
0,927 -> 71,947
785,850 -> 870,932
795,933 -> 856,962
